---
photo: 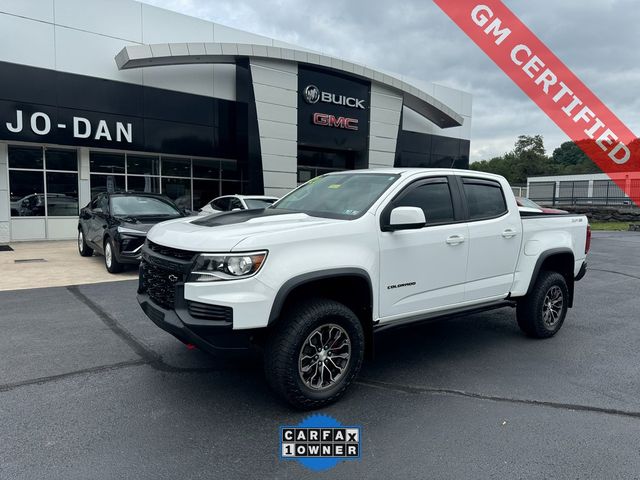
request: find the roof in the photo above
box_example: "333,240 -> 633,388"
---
325,168 -> 503,179
115,42 -> 464,129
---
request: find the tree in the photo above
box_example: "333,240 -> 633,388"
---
514,134 -> 545,157
471,135 -> 608,184
553,140 -> 602,174
471,135 -> 556,184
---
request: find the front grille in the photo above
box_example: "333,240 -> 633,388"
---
187,301 -> 233,322
147,240 -> 197,261
140,260 -> 182,309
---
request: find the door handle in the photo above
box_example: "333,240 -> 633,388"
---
445,235 -> 465,245
502,228 -> 518,238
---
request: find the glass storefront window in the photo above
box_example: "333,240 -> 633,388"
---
9,171 -> 45,216
46,172 -> 79,216
8,146 -> 43,169
46,149 -> 77,171
90,152 -> 125,173
127,175 -> 160,194
162,177 -> 191,210
221,181 -> 242,196
162,157 -> 191,177
193,158 -> 220,178
127,155 -> 160,175
220,159 -> 239,180
9,146 -> 79,217
193,179 -> 219,209
90,174 -> 125,197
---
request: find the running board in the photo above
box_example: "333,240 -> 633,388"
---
373,300 -> 516,333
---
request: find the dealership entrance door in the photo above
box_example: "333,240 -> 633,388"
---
297,147 -> 359,184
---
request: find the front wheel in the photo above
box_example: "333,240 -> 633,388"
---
77,228 -> 93,257
104,238 -> 123,273
517,271 -> 569,338
264,298 -> 365,409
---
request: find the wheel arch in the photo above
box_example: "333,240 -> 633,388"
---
268,268 -> 375,353
526,248 -> 575,307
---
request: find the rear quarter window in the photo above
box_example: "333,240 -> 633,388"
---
462,180 -> 507,220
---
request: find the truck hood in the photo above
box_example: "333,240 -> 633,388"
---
146,209 -> 343,252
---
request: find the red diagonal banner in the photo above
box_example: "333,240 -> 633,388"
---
433,0 -> 640,206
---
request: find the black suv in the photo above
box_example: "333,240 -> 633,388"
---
78,192 -> 186,273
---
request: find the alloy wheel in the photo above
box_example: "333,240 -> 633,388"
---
298,324 -> 351,391
542,285 -> 563,328
105,242 -> 112,268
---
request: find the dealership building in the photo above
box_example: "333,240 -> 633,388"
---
0,0 -> 472,243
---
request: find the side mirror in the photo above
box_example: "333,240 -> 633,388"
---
93,207 -> 103,214
385,207 -> 426,231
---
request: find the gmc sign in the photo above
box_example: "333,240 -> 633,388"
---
312,113 -> 359,131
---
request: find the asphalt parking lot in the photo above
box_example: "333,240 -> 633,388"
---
1,231 -> 639,479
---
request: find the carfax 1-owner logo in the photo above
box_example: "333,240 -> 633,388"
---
280,414 -> 361,471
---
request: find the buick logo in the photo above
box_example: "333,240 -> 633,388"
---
303,85 -> 320,104
168,274 -> 179,282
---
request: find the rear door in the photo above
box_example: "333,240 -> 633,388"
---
378,176 -> 470,319
459,177 -> 522,302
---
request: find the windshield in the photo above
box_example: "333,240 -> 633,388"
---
245,198 -> 277,209
271,173 -> 400,219
110,196 -> 181,217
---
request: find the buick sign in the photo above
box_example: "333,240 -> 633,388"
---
303,85 -> 320,104
302,85 -> 366,109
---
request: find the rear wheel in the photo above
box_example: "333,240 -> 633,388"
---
104,238 -> 123,273
77,228 -> 93,257
517,271 -> 569,338
264,298 -> 365,409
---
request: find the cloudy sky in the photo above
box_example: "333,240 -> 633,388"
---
142,0 -> 640,163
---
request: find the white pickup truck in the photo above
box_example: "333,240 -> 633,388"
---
137,169 -> 589,409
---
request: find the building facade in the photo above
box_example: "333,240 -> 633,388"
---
0,0 -> 472,242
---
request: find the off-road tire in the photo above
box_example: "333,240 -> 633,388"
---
517,271 -> 569,338
264,298 -> 365,410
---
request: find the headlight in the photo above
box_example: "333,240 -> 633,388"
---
188,251 -> 267,282
117,226 -> 146,235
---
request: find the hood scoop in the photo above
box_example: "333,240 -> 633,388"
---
192,208 -> 296,227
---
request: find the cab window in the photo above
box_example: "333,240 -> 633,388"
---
462,179 -> 507,220
212,198 -> 230,211
394,178 -> 455,225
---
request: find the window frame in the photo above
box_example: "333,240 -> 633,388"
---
458,176 -> 509,222
379,175 -> 466,231
8,145 -> 79,218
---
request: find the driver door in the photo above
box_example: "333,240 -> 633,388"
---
378,177 -> 470,320
88,194 -> 108,247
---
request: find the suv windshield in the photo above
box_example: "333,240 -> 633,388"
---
245,198 -> 276,209
272,173 -> 399,219
110,196 -> 181,217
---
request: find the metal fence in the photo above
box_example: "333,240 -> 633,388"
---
528,179 -> 635,206
511,186 -> 528,198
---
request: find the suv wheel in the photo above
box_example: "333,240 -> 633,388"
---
264,298 -> 365,409
517,271 -> 569,338
104,238 -> 123,273
77,228 -> 94,257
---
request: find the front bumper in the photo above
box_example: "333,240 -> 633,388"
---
137,291 -> 256,355
116,236 -> 145,264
